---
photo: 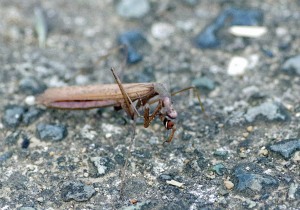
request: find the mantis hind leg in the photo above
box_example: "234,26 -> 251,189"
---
111,68 -> 143,119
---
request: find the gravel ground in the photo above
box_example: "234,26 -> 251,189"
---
1,0 -> 300,209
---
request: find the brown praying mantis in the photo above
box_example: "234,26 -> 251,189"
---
36,68 -> 208,145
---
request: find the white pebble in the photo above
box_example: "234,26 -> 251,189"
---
227,57 -> 248,76
25,95 -> 36,106
75,75 -> 89,85
229,26 -> 267,38
105,133 -> 112,138
151,22 -> 175,39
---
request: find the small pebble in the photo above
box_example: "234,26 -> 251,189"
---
90,157 -> 115,176
246,126 -> 253,132
244,199 -> 257,208
18,76 -> 47,95
227,57 -> 248,76
239,152 -> 247,158
117,0 -> 150,18
105,133 -> 112,138
23,107 -> 41,125
285,104 -> 293,111
224,180 -> 234,189
130,199 -> 138,204
228,26 -> 267,38
262,149 -> 269,156
243,133 -> 249,137
206,173 -> 216,179
21,135 -> 30,149
118,31 -> 147,63
2,106 -> 27,129
151,22 -> 175,39
27,165 -> 36,171
288,182 -> 298,200
210,164 -> 227,176
292,151 -> 300,162
158,174 -> 172,182
25,96 -> 36,106
166,180 -> 184,188
36,124 -> 68,142
75,75 -> 89,85
36,197 -> 44,202
194,8 -> 263,49
282,54 -> 300,75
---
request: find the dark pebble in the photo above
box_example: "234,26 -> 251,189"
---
2,106 -> 27,129
210,164 -> 227,176
158,174 -> 173,182
22,108 -> 42,125
18,76 -> 47,95
194,8 -> 263,49
57,156 -> 66,164
261,48 -> 274,57
21,135 -> 30,149
118,31 -> 147,64
59,181 -> 96,202
278,43 -> 290,51
269,138 -> 300,160
233,163 -> 278,196
114,153 -> 126,166
36,123 -> 67,142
